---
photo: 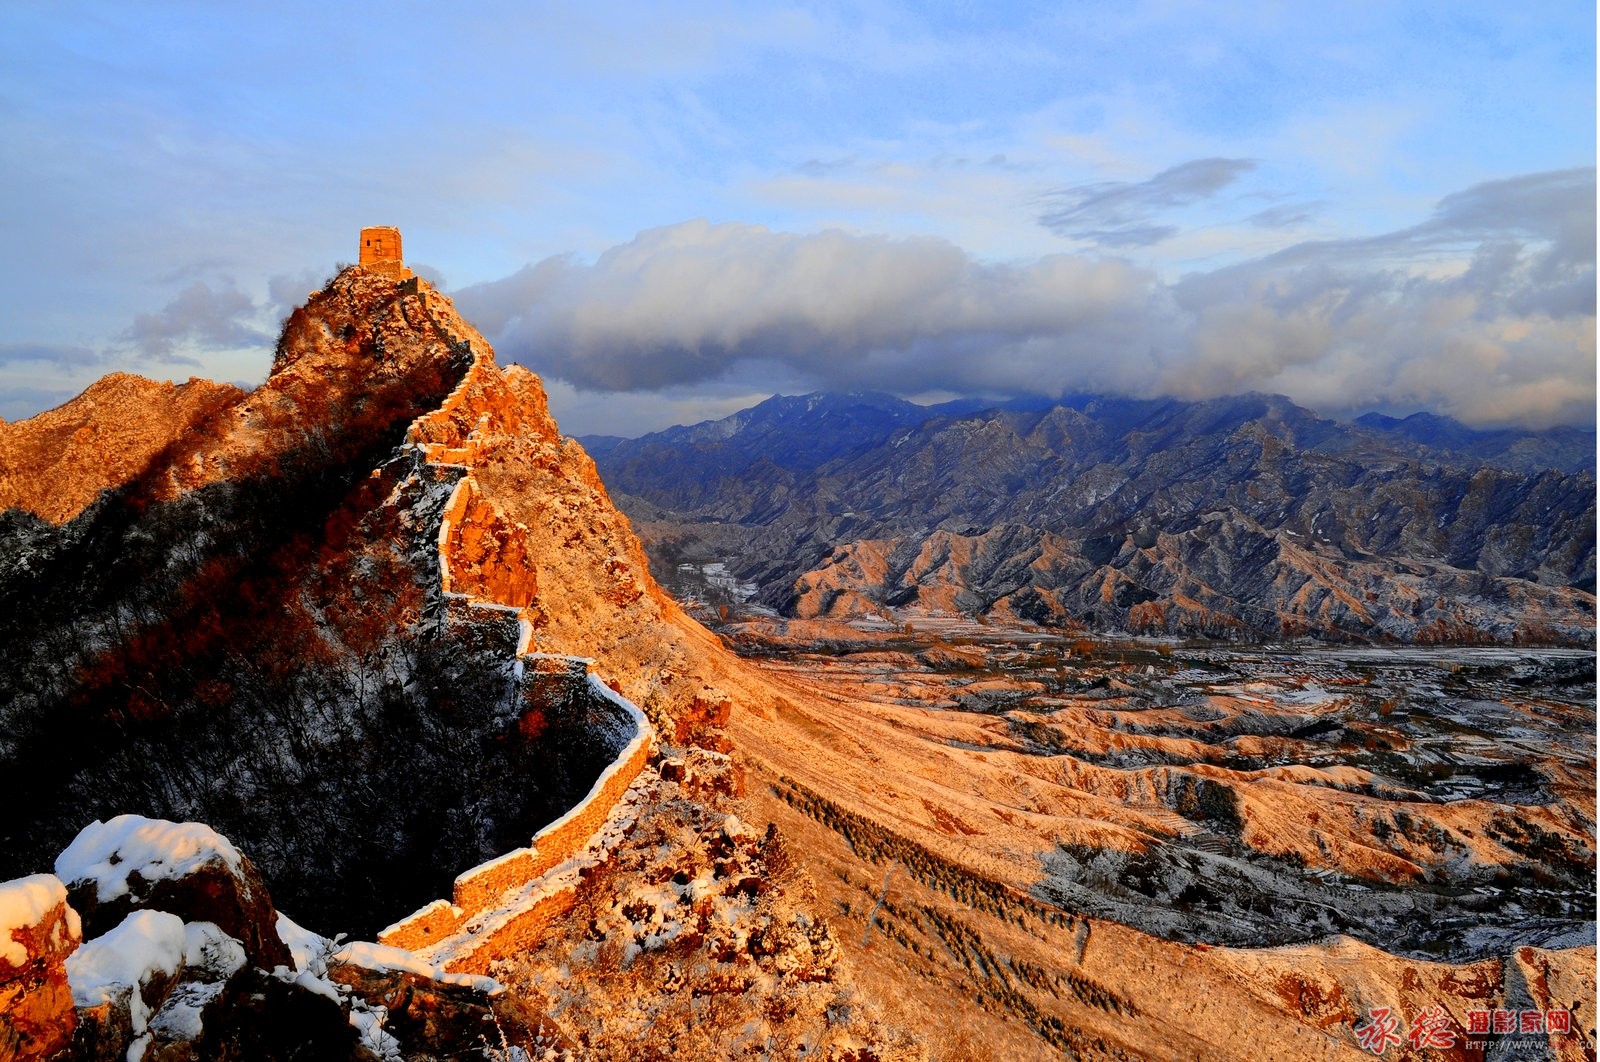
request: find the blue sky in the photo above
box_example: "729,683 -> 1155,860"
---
0,1 -> 1593,433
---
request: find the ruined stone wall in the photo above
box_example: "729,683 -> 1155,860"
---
396,730 -> 654,975
377,332 -> 656,965
439,888 -> 580,976
378,899 -> 463,953
451,849 -> 541,917
521,679 -> 653,880
376,670 -> 652,961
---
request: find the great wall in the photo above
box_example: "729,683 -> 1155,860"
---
359,230 -> 657,974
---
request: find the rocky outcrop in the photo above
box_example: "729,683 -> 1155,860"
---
0,875 -> 80,1059
0,816 -> 543,1060
57,816 -> 291,971
483,750 -> 923,1061
141,964 -> 365,1061
47,821 -> 351,1057
67,909 -> 193,1060
327,960 -> 539,1055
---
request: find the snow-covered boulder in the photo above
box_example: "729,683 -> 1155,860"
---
65,907 -> 364,1061
66,909 -> 186,1060
14,815 -> 521,1060
145,963 -> 365,1062
56,815 -> 291,969
0,873 -> 82,1058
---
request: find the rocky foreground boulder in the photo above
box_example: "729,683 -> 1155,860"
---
0,875 -> 80,1058
1,815 -> 524,1061
57,816 -> 290,972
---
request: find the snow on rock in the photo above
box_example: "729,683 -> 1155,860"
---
0,873 -> 75,967
334,939 -> 446,979
66,910 -> 186,1007
329,942 -> 529,1059
273,914 -> 513,1059
66,909 -> 187,1056
256,926 -> 406,1060
116,923 -> 251,1059
332,939 -> 502,995
55,815 -> 242,903
182,921 -> 247,982
56,813 -> 290,971
145,980 -> 225,1043
275,911 -> 329,974
346,1004 -> 403,1061
0,873 -> 81,1058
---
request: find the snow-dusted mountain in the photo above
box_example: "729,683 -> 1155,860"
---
585,392 -> 1596,643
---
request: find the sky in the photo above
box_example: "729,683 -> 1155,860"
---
0,1 -> 1593,435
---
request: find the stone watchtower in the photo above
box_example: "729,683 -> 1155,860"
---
359,226 -> 412,280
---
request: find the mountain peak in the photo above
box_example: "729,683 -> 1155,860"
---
0,372 -> 244,523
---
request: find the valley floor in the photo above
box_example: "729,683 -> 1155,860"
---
721,617 -> 1597,1059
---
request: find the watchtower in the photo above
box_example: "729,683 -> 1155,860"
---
359,226 -> 411,279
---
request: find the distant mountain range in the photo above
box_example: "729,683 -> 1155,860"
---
583,392 -> 1597,644
1351,410 -> 1596,476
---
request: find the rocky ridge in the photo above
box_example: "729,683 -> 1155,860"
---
588,391 -> 1596,643
0,375 -> 244,524
0,263 -> 757,927
0,256 -> 913,1059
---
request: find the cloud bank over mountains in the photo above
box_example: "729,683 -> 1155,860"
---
1,4 -> 1589,433
455,166 -> 1595,431
3,166 -> 1588,434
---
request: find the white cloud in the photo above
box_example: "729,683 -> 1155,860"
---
457,168 -> 1595,431
119,280 -> 268,363
1161,168 -> 1596,426
457,219 -> 1169,399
